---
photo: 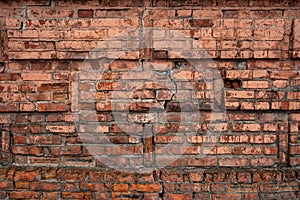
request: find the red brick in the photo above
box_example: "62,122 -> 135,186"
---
289,157 -> 300,166
13,135 -> 26,144
51,146 -> 81,155
62,192 -> 92,199
243,81 -> 270,89
250,158 -> 278,167
232,123 -> 261,131
57,169 -> 87,181
0,181 -> 13,190
0,103 -> 18,112
238,172 -> 252,183
37,103 -> 68,112
187,158 -> 217,167
42,192 -> 59,199
226,90 -> 255,98
164,194 -> 192,200
46,125 -> 75,133
31,182 -> 61,191
78,9 -> 93,18
10,191 -> 40,199
12,146 -> 43,155
144,194 -> 160,200
213,194 -> 242,200
130,183 -> 161,192
218,158 -> 248,167
233,146 -> 262,155
14,169 -> 40,181
29,135 -> 61,145
9,51 -> 57,59
289,146 -> 300,155
114,184 -> 129,192
80,183 -> 104,192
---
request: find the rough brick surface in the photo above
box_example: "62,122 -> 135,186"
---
0,0 -> 300,199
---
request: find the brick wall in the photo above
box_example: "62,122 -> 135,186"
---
0,0 -> 299,199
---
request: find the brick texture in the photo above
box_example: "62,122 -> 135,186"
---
0,0 -> 300,199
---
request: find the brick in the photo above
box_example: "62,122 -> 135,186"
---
31,182 -> 61,191
226,90 -> 255,98
10,191 -> 40,199
213,194 -> 242,200
15,181 -> 30,189
78,9 -> 93,18
20,85 -> 39,93
0,181 -> 13,190
12,146 -> 43,155
0,103 -> 18,112
62,192 -> 92,199
220,135 -> 248,143
43,192 -> 59,199
8,30 -> 39,38
29,135 -> 61,145
232,123 -> 261,131
250,134 -> 276,144
264,147 -> 278,155
250,158 -> 278,167
80,183 -> 104,192
243,81 -> 270,89
154,136 -> 183,144
218,158 -> 248,167
109,60 -> 140,71
130,183 -> 161,192
190,19 -> 214,28
164,194 -> 192,200
193,9 -> 222,18
114,184 -> 129,192
46,125 -> 75,133
37,103 -> 68,112
21,73 -> 51,81
13,135 -> 26,144
9,51 -> 57,59
289,146 -> 300,155
187,158 -> 217,166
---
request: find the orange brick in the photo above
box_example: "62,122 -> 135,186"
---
37,103 -> 68,112
21,73 -> 51,81
232,123 -> 261,131
114,184 -> 129,192
226,90 -> 255,98
130,183 -> 161,192
10,191 -> 40,199
226,70 -> 252,79
252,70 -> 269,78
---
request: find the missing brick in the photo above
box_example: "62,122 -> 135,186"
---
0,62 -> 5,73
224,78 -> 242,89
153,50 -> 168,59
237,61 -> 247,70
